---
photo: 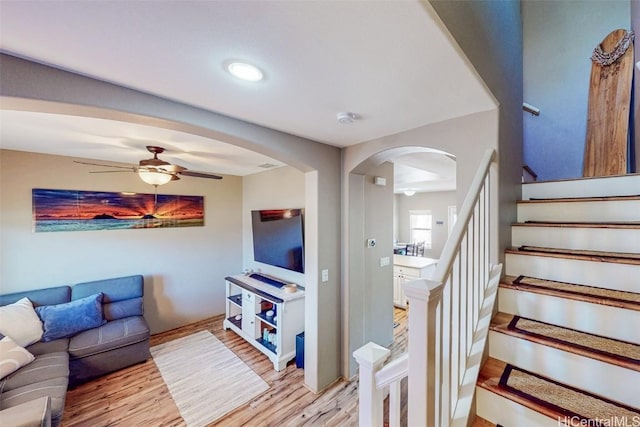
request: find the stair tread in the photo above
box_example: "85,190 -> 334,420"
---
506,245 -> 640,265
513,221 -> 640,229
518,194 -> 640,203
491,312 -> 640,371
478,357 -> 640,421
500,275 -> 640,311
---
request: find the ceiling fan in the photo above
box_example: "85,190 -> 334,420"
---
74,145 -> 223,186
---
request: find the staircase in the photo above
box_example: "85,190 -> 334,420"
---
474,174 -> 640,426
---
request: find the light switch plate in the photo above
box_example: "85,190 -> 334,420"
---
321,269 -> 329,282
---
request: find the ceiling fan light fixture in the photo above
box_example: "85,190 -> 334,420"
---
138,169 -> 173,186
227,62 -> 263,82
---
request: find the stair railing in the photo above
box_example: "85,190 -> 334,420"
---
354,148 -> 502,427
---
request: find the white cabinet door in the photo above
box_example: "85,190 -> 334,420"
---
393,274 -> 402,307
241,290 -> 257,337
393,269 -> 408,309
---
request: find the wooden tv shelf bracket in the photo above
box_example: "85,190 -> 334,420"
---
223,274 -> 305,371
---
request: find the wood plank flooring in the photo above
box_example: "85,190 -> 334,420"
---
62,308 -> 408,426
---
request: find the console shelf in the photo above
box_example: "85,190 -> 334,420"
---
226,315 -> 242,330
227,294 -> 243,307
256,311 -> 277,328
256,337 -> 277,354
222,274 -> 305,371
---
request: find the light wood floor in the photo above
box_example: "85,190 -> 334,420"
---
62,308 -> 408,426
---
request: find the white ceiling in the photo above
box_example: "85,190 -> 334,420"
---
0,0 -> 493,188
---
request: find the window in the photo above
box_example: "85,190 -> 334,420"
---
409,210 -> 432,249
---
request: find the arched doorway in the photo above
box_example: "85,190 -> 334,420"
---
343,146 -> 457,377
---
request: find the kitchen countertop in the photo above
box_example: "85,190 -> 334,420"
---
393,254 -> 438,269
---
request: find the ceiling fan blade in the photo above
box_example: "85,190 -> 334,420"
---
160,164 -> 186,173
179,170 -> 223,180
74,160 -> 135,170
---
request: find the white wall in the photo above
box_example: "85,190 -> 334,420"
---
0,149 -> 243,334
395,190 -> 456,259
242,166 -> 306,285
522,0 -> 631,180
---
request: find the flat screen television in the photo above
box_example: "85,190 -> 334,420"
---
251,209 -> 304,274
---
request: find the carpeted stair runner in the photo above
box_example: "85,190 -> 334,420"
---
490,312 -> 640,371
501,275 -> 640,311
511,246 -> 640,264
478,358 -> 640,424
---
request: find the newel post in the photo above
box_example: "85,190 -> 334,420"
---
353,342 -> 391,427
404,278 -> 444,427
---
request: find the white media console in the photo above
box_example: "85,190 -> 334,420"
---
223,273 -> 305,371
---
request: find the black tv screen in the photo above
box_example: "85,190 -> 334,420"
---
251,209 -> 304,273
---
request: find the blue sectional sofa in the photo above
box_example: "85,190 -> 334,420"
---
0,275 -> 150,426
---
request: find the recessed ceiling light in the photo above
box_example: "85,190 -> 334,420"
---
227,62 -> 263,82
337,112 -> 357,124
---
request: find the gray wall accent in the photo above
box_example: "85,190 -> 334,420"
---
346,163 -> 395,377
0,54 -> 342,392
363,163 -> 394,348
347,173 -> 366,378
430,0 -> 524,266
521,0 -> 631,180
395,190 -> 457,259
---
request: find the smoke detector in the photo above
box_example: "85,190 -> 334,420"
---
337,112 -> 357,124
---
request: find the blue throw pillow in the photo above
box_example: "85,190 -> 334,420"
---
35,293 -> 106,342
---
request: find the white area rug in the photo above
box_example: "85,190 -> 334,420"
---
151,330 -> 269,426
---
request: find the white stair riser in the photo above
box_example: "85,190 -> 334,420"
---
523,175 -> 640,200
475,387 -> 559,427
517,200 -> 640,223
498,288 -> 640,344
505,253 -> 637,293
489,331 -> 639,408
512,226 -> 640,254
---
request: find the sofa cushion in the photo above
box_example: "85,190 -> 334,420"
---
0,376 -> 68,426
68,316 -> 150,359
0,335 -> 35,380
73,275 -> 144,320
36,293 -> 106,342
26,338 -> 69,356
0,396 -> 51,427
103,297 -> 143,321
0,297 -> 44,347
1,352 -> 69,392
0,286 -> 70,308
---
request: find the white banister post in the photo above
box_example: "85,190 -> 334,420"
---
404,278 -> 444,427
388,379 -> 401,427
353,342 -> 391,427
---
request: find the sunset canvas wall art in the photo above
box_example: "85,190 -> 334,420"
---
33,189 -> 204,232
